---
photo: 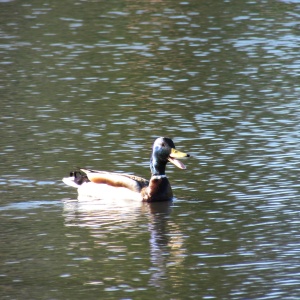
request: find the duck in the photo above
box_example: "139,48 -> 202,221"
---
62,137 -> 190,202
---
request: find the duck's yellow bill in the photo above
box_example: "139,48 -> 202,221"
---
168,148 -> 190,169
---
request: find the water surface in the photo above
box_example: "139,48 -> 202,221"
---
1,0 -> 300,299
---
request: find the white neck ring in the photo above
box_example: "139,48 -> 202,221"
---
151,175 -> 167,180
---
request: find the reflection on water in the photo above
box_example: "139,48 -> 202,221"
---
147,203 -> 186,289
63,199 -> 186,290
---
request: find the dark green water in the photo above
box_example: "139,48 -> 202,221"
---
1,0 -> 300,299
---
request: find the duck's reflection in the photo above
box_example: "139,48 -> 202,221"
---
63,198 -> 143,227
63,199 -> 186,289
146,202 -> 186,288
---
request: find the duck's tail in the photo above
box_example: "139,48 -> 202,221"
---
62,170 -> 90,188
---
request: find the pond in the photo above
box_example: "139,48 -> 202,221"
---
1,0 -> 300,299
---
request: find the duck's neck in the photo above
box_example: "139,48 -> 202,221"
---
143,159 -> 172,202
150,157 -> 167,176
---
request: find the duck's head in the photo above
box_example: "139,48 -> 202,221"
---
150,137 -> 190,175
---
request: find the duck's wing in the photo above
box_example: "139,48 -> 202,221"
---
80,168 -> 149,193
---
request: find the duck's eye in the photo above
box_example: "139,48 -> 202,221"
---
161,142 -> 165,147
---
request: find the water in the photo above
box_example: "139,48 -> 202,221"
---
1,0 -> 300,299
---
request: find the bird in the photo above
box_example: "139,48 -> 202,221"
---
62,137 -> 190,202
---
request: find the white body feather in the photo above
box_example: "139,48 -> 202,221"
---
63,177 -> 142,201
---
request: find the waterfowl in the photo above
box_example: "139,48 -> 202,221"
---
62,137 -> 190,202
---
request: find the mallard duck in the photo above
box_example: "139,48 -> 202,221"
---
62,137 -> 190,202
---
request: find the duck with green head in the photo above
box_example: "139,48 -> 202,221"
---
63,137 -> 190,202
